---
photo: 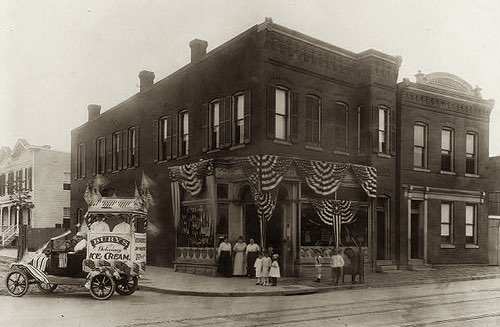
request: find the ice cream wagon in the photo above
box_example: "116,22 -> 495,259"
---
5,197 -> 147,300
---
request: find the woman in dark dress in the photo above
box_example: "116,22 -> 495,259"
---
245,238 -> 260,278
217,236 -> 232,277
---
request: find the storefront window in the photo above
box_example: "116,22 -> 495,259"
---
216,203 -> 228,238
177,205 -> 213,247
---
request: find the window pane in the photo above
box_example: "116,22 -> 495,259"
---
441,152 -> 451,171
312,99 -> 320,121
275,115 -> 286,139
466,157 -> 476,174
465,225 -> 473,237
236,95 -> 244,120
441,204 -> 450,223
466,205 -> 474,224
441,129 -> 451,150
212,103 -> 219,126
378,109 -> 386,131
414,125 -> 425,146
466,134 -> 475,154
276,89 -> 286,115
414,147 -> 423,167
182,113 -> 189,134
441,224 -> 450,236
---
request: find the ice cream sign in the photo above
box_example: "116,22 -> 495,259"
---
88,233 -> 132,261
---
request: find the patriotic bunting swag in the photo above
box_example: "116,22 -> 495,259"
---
133,173 -> 156,231
169,160 -> 214,196
309,199 -> 360,249
295,160 -> 349,196
351,164 -> 377,198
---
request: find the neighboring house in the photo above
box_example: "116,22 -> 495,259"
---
487,156 -> 500,264
70,19 -> 494,273
0,139 -> 71,246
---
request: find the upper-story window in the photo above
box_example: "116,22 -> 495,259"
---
15,169 -> 23,189
159,116 -> 172,161
25,167 -> 32,190
233,93 -> 245,145
77,143 -> 86,179
334,102 -> 348,150
275,88 -> 289,140
413,123 -> 427,168
0,174 -> 5,196
179,111 -> 189,156
127,127 -> 139,167
465,204 -> 477,244
7,172 -> 14,194
378,107 -> 389,153
305,95 -> 321,145
210,101 -> 220,150
441,128 -> 454,172
440,202 -> 453,244
466,132 -> 477,174
96,137 -> 106,174
112,132 -> 122,171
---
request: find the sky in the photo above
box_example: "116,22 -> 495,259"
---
1,1 -> 500,155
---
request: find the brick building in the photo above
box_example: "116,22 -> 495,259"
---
0,139 -> 71,246
71,19 -> 494,274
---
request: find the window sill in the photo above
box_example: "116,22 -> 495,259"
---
157,158 -> 172,164
177,155 -> 189,160
334,150 -> 349,156
230,144 -> 246,151
273,139 -> 292,146
440,170 -> 456,175
440,244 -> 455,249
207,149 -> 221,154
305,144 -> 323,152
465,173 -> 480,178
465,244 -> 479,249
377,153 -> 391,159
413,167 -> 430,173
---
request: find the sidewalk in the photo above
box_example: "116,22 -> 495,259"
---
2,248 -> 500,297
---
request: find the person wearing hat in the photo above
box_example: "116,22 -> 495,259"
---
113,214 -> 131,233
269,254 -> 281,286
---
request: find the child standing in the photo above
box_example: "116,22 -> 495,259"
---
254,252 -> 263,285
261,252 -> 272,286
330,248 -> 345,285
314,250 -> 323,282
269,254 -> 281,286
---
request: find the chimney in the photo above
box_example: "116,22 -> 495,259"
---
189,39 -> 208,63
415,70 -> 425,83
87,104 -> 101,122
139,70 -> 155,92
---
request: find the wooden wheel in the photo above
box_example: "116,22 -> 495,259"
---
5,270 -> 30,297
115,275 -> 138,295
36,283 -> 58,293
89,274 -> 115,300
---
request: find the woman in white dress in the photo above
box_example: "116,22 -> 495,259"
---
232,236 -> 247,276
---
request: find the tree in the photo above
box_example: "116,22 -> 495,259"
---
8,179 -> 35,225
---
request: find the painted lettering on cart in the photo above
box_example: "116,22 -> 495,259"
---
89,252 -> 131,260
90,236 -> 130,249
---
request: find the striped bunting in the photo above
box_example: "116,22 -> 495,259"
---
295,160 -> 349,196
243,155 -> 292,193
308,199 -> 360,226
351,164 -> 377,198
169,160 -> 214,196
252,188 -> 278,222
12,262 -> 51,285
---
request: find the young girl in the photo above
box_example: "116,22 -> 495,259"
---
261,251 -> 272,286
314,250 -> 323,282
254,252 -> 263,285
269,254 -> 281,286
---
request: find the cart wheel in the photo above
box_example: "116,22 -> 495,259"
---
36,283 -> 58,293
116,275 -> 138,295
89,274 -> 116,300
5,270 -> 30,297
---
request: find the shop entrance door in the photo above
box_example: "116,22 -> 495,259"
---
376,211 -> 386,260
266,204 -> 283,259
244,204 -> 260,244
410,212 -> 420,259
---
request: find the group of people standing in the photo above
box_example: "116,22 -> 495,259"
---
314,248 -> 345,285
217,236 -> 281,286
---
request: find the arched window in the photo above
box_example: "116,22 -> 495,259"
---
305,95 -> 321,145
441,127 -> 454,172
334,102 -> 348,150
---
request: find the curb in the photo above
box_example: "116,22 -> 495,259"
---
137,273 -> 500,297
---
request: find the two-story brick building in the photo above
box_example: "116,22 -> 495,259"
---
0,139 -> 71,246
70,19 -> 494,275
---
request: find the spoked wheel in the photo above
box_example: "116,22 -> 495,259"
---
5,270 -> 30,297
89,274 -> 116,300
36,283 -> 58,293
115,275 -> 138,295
